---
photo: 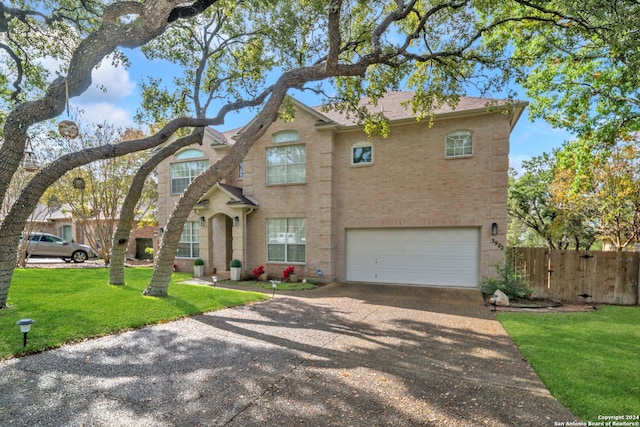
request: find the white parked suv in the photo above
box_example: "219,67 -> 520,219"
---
21,232 -> 95,263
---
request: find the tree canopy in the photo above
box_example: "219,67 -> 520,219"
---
2,0 -> 639,306
496,0 -> 640,142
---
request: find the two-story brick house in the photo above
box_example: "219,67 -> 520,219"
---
157,91 -> 527,287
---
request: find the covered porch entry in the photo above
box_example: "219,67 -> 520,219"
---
194,183 -> 257,278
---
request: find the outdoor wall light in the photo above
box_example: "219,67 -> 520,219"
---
199,216 -> 205,227
16,318 -> 35,347
233,216 -> 240,227
491,222 -> 498,236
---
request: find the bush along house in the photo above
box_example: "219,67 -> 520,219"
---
156,91 -> 527,287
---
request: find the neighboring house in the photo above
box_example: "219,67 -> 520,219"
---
22,204 -> 75,242
158,91 -> 527,288
11,204 -> 156,261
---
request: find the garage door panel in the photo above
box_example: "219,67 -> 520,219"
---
346,228 -> 479,287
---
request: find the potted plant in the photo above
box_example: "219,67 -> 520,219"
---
230,259 -> 242,281
193,258 -> 205,277
283,265 -> 297,282
253,265 -> 267,281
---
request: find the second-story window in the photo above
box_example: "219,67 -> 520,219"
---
267,131 -> 306,184
171,160 -> 209,194
351,142 -> 373,165
445,130 -> 473,158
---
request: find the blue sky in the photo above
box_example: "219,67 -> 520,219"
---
68,52 -> 574,173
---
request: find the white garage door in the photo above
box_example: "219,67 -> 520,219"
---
346,228 -> 480,287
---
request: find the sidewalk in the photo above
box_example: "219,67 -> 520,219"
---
1,283 -> 578,426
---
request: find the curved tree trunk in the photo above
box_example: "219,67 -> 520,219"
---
0,118 -> 215,308
144,98 -> 288,296
108,85 -> 275,285
144,71 -> 316,296
109,131 -> 204,285
0,1 -> 222,308
143,63 -> 370,296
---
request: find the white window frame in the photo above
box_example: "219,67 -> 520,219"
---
266,218 -> 306,263
176,221 -> 199,258
170,160 -> 209,194
175,148 -> 204,160
445,130 -> 473,158
59,225 -> 72,242
351,142 -> 374,165
272,130 -> 300,143
266,144 -> 306,185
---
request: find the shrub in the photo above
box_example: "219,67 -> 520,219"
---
282,265 -> 295,280
230,259 -> 242,268
252,265 -> 265,278
193,258 -> 204,266
481,262 -> 534,299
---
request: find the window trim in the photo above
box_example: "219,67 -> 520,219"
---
272,130 -> 300,144
176,221 -> 199,259
170,159 -> 209,194
266,218 -> 306,263
175,148 -> 204,160
351,141 -> 374,166
266,144 -> 306,185
238,161 -> 244,180
445,130 -> 474,158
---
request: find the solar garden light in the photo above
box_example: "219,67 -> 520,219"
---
16,318 -> 35,347
490,295 -> 498,312
270,280 -> 280,297
212,276 -> 217,287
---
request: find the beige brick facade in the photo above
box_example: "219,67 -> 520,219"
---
157,93 -> 526,285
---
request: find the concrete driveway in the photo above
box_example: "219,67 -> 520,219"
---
1,283 -> 578,426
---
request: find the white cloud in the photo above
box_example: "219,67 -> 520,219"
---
75,59 -> 136,104
39,54 -> 137,127
72,102 -> 133,127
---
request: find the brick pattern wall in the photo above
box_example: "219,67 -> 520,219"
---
156,107 -> 512,284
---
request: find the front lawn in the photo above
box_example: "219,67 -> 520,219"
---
498,306 -> 640,421
0,268 -> 268,360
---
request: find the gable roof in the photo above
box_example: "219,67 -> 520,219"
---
198,183 -> 258,208
223,91 -> 527,138
219,183 -> 258,206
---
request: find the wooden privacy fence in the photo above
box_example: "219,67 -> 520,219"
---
509,247 -> 640,305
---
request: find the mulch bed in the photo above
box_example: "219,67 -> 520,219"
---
483,294 -> 598,312
493,303 -> 598,313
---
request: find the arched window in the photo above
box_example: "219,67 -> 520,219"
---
175,148 -> 204,160
272,130 -> 300,143
267,130 -> 305,185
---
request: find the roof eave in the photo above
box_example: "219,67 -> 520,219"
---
315,101 -> 529,133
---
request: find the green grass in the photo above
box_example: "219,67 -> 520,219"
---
0,268 -> 269,360
498,306 -> 640,421
220,279 -> 318,291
